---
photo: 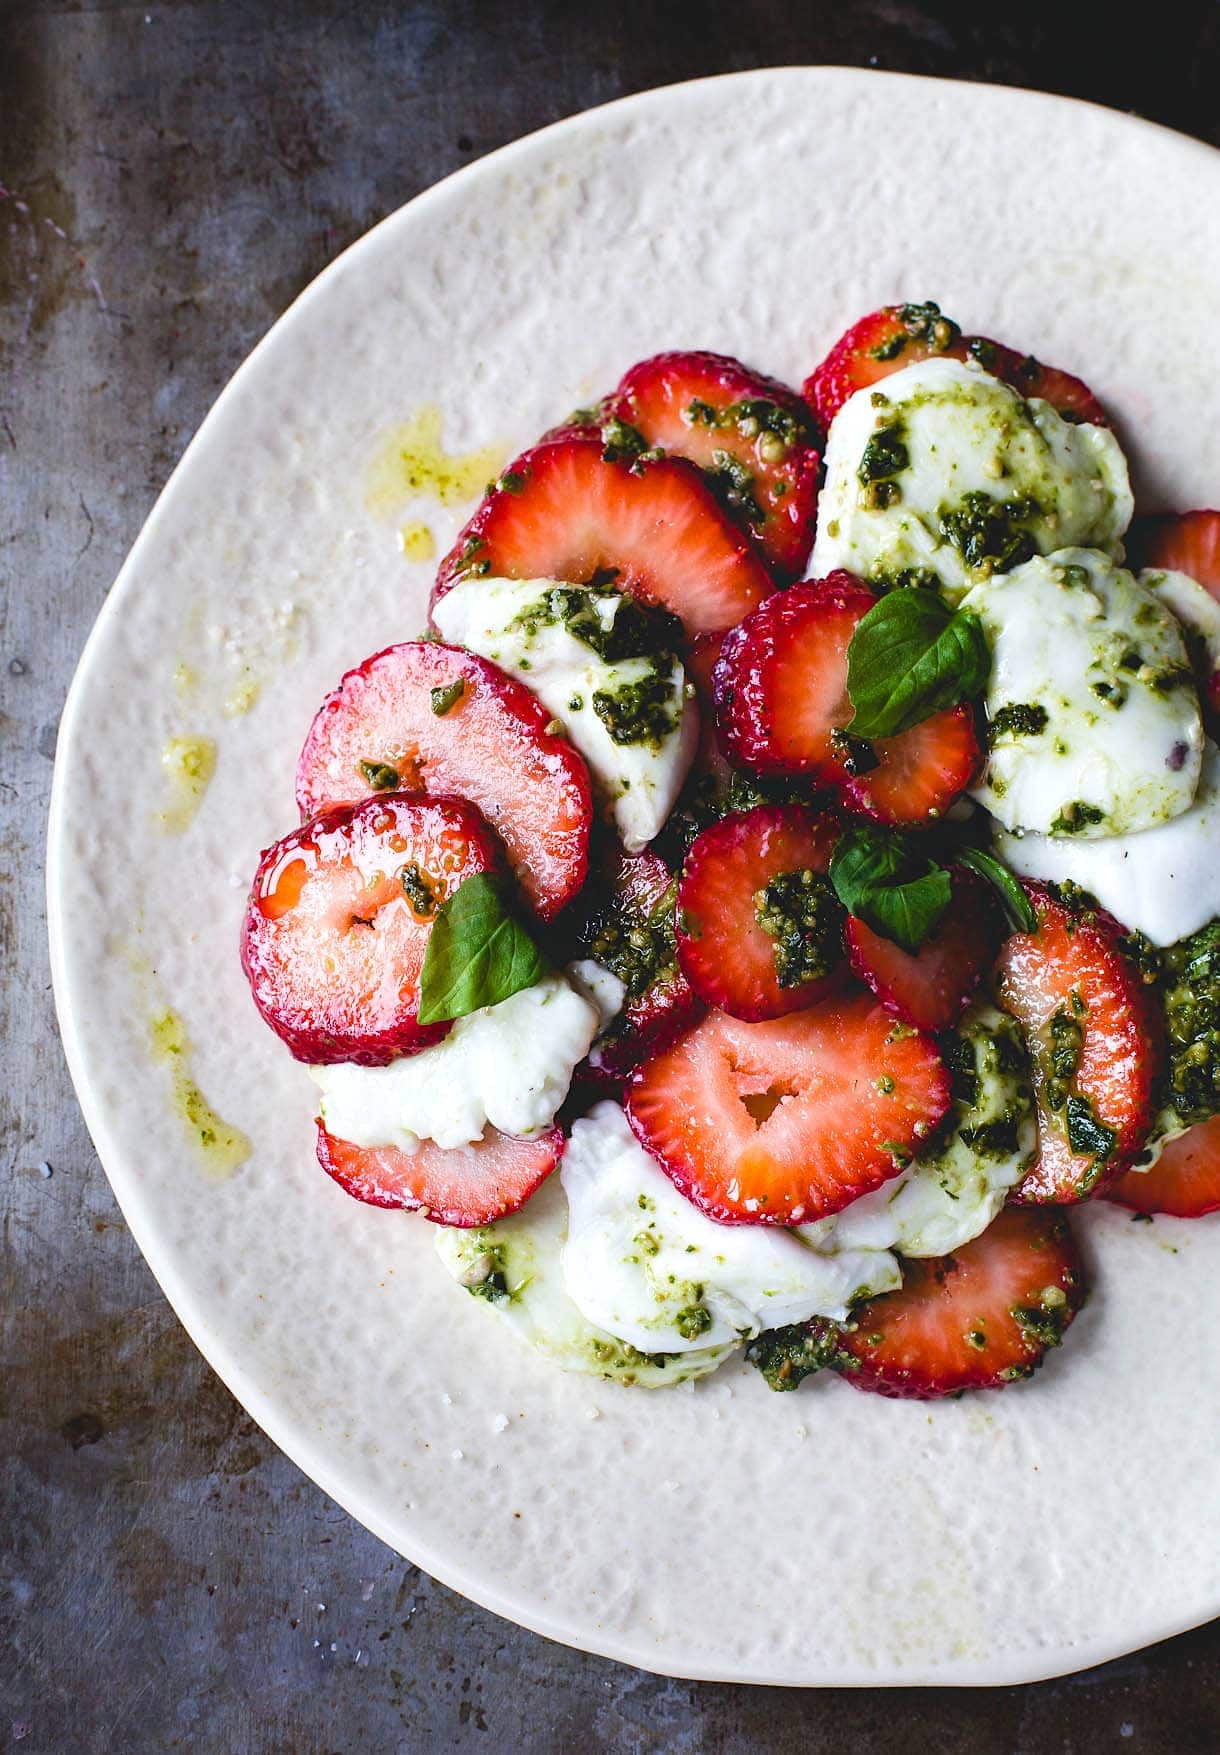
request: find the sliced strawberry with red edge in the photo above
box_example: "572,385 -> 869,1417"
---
676,805 -> 845,1020
627,992 -> 950,1224
712,575 -> 979,823
805,303 -> 1110,433
576,846 -> 701,1089
601,351 -> 820,581
839,705 -> 980,826
1108,1116 -> 1220,1218
846,869 -> 999,1032
432,435 -> 772,639
995,883 -> 1162,1202
241,794 -> 499,1065
316,1119 -> 563,1227
296,640 -> 591,921
826,1205 -> 1086,1399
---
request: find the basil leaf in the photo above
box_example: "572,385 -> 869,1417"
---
418,873 -> 548,1025
830,824 -> 952,955
846,589 -> 990,739
955,846 -> 1037,935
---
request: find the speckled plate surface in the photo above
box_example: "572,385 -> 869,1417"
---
47,68 -> 1220,1685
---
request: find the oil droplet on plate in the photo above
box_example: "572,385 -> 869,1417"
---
366,405 -> 504,515
398,521 -> 437,562
156,735 -> 216,831
149,1007 -> 251,1179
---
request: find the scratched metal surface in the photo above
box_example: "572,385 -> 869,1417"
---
3,3 -> 1220,1750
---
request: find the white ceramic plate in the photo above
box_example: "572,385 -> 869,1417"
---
48,68 -> 1220,1686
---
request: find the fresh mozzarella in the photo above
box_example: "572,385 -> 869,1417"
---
996,739 -> 1220,947
811,356 -> 1132,602
566,958 -> 627,1028
560,1102 -> 900,1354
799,1002 -> 1036,1259
1143,567 -> 1220,695
965,548 -> 1202,838
432,576 -> 698,852
310,970 -> 605,1152
434,1175 -> 735,1387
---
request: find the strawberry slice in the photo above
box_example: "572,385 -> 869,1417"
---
296,641 -> 591,921
846,869 -> 998,1031
1109,1117 -> 1220,1218
839,706 -> 980,826
804,303 -> 1110,434
577,846 -> 701,1087
627,992 -> 950,1225
316,1119 -> 563,1227
995,883 -> 1162,1202
828,1205 -> 1086,1399
712,576 -> 980,823
804,303 -> 968,434
601,351 -> 820,581
1130,508 -> 1220,596
676,805 -> 846,1020
241,795 -> 499,1065
432,435 -> 772,638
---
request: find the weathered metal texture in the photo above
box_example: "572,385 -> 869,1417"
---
3,3 -> 1219,1749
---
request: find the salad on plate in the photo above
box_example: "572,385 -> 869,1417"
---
239,300 -> 1220,1400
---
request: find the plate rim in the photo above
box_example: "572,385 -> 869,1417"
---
46,63 -> 1220,1686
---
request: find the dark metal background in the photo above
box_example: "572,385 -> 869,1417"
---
3,3 -> 1220,1749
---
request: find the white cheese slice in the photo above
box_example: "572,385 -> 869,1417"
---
811,355 -> 1132,603
310,970 -> 603,1151
559,1102 -> 900,1355
433,1175 -> 735,1387
433,576 -> 698,852
1143,567 -> 1220,698
799,1002 -> 1036,1258
965,547 -> 1202,838
996,739 -> 1220,947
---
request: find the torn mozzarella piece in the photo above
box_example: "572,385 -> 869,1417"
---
432,577 -> 698,852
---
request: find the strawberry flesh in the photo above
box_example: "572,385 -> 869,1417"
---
712,575 -> 979,823
995,883 -> 1162,1202
602,351 -> 820,581
677,804 -> 846,1020
241,794 -> 499,1065
296,640 -> 591,921
828,1205 -> 1086,1399
432,435 -> 772,639
627,992 -> 950,1224
1109,1116 -> 1220,1218
846,869 -> 999,1032
316,1119 -> 563,1227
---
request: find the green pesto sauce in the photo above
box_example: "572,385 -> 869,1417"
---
753,868 -> 845,988
149,1008 -> 251,1179
987,702 -> 1049,746
1159,921 -> 1220,1127
509,583 -> 682,667
587,877 -> 680,1001
1048,801 -> 1107,835
591,666 -> 680,749
745,1321 -> 835,1392
938,489 -> 1041,577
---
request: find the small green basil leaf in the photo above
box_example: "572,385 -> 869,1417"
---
830,824 -> 952,956
417,872 -> 548,1025
846,589 -> 990,739
955,846 -> 1037,935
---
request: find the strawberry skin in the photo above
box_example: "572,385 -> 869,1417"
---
712,575 -> 980,823
603,351 -> 820,581
241,795 -> 499,1065
676,804 -> 846,1020
1130,509 -> 1220,596
995,884 -> 1162,1203
1109,1116 -> 1220,1218
316,1119 -> 563,1227
432,435 -> 772,638
296,640 -> 591,922
627,992 -> 950,1225
846,870 -> 998,1032
828,1205 -> 1086,1399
